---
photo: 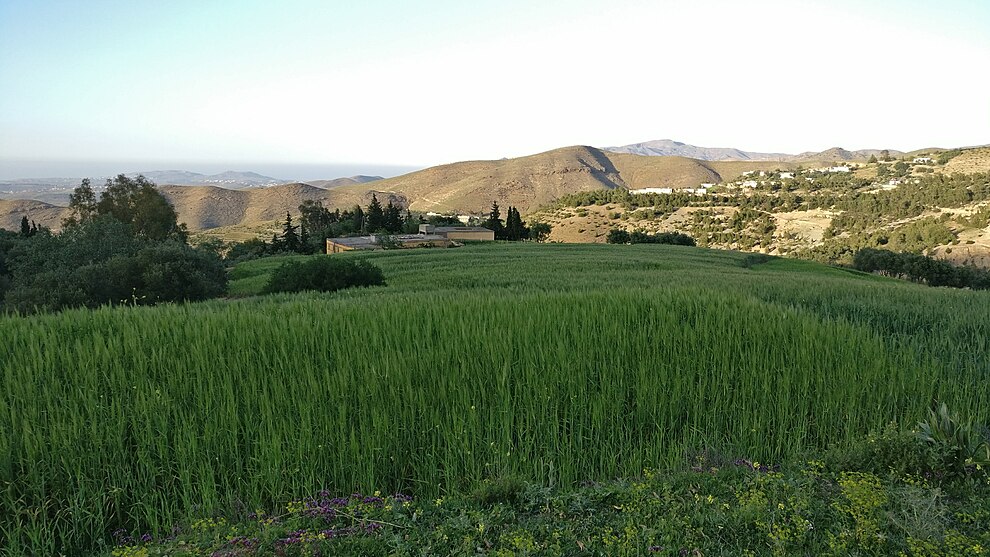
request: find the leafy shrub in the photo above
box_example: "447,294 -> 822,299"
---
135,242 -> 228,303
826,422 -> 937,478
606,229 -> 630,244
263,257 -> 385,294
739,253 -> 773,268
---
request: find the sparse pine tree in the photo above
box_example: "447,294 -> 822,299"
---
281,212 -> 300,252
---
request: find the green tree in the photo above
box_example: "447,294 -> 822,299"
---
366,194 -> 385,232
868,154 -> 878,164
606,229 -> 631,244
65,178 -> 98,226
95,174 -> 183,241
384,200 -> 403,233
504,206 -> 529,241
529,221 -> 552,242
281,212 -> 301,253
485,201 -> 505,240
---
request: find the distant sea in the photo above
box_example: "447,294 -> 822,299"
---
0,159 -> 423,182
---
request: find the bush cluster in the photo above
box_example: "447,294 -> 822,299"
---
263,257 -> 385,294
1,216 -> 226,313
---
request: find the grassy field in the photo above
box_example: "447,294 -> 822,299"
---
2,243 -> 989,554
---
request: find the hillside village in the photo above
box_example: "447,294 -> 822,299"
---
531,147 -> 990,267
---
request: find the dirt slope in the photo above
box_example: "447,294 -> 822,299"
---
0,200 -> 71,232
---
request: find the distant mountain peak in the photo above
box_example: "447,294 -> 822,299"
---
606,140 -> 903,162
605,139 -> 791,162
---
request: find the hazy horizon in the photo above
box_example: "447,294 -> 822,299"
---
2,0 -> 987,169
0,158 -> 423,182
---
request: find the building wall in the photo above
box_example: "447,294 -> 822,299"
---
399,238 -> 452,248
326,241 -> 355,253
445,230 -> 494,241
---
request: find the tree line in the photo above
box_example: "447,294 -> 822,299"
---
852,248 -> 990,290
483,201 -> 551,242
606,229 -> 696,246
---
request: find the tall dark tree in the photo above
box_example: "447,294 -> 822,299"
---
19,216 -> 31,238
281,212 -> 300,252
384,200 -> 403,233
299,221 -> 310,253
504,206 -> 529,241
366,194 -> 385,232
350,205 -> 365,232
485,201 -> 505,240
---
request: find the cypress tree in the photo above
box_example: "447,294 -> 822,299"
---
366,194 -> 385,232
384,201 -> 403,233
485,201 -> 505,240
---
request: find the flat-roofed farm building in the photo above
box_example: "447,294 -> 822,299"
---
326,234 -> 451,253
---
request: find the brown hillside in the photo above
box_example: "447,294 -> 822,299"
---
604,154 -> 721,189
330,147 -> 808,215
0,200 -> 70,232
160,183 -> 405,231
941,147 -> 990,175
329,146 -> 627,215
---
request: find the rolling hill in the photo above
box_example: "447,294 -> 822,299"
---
0,199 -> 70,232
326,146 -> 807,215
305,175 -> 382,189
159,183 -> 405,230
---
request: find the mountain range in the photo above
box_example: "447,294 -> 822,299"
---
2,140 -> 981,236
605,139 -> 909,162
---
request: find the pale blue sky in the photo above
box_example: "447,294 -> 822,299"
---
1,0 -> 988,178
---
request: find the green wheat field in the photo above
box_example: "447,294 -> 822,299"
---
2,243 -> 989,554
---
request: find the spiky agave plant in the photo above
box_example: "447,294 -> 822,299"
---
916,402 -> 990,478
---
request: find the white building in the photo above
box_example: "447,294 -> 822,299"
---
742,180 -> 759,188
630,187 -> 673,194
826,166 -> 850,173
779,172 -> 794,179
913,157 -> 933,164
